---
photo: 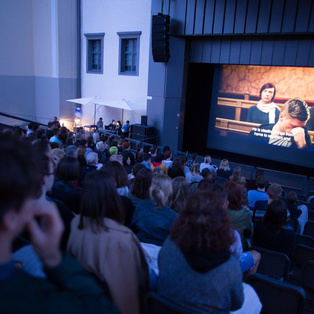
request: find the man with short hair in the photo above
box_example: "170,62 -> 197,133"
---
267,183 -> 282,203
0,136 -> 118,313
248,98 -> 312,150
141,153 -> 152,170
248,176 -> 268,208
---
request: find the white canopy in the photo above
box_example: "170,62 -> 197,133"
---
66,97 -> 132,110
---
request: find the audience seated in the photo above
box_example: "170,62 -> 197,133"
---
67,171 -> 149,314
0,135 -> 118,313
223,181 -> 253,251
157,191 -> 256,313
168,176 -> 190,213
150,153 -> 167,174
161,150 -> 173,170
200,155 -> 217,173
217,158 -> 232,178
51,157 -> 81,214
185,162 -> 203,183
167,157 -> 185,179
186,152 -> 198,170
252,199 -> 296,256
230,166 -> 247,187
248,175 -> 268,208
131,174 -> 178,246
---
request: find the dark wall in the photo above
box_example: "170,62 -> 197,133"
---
182,63 -> 213,154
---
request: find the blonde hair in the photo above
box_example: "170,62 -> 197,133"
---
204,155 -> 211,164
150,174 -> 173,208
219,159 -> 230,171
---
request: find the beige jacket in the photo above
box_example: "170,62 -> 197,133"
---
67,216 -> 149,314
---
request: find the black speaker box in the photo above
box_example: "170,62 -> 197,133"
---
141,115 -> 148,126
152,14 -> 170,62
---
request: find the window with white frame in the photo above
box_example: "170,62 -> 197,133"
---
117,31 -> 141,76
85,33 -> 105,74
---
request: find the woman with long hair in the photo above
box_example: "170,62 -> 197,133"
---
223,181 -> 253,251
252,199 -> 296,256
67,171 -> 149,314
168,176 -> 189,213
130,174 -> 178,246
157,191 -> 244,313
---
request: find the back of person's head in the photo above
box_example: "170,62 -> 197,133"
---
0,136 -> 42,220
163,150 -> 172,160
256,175 -> 267,189
286,191 -> 298,204
163,145 -> 170,153
282,98 -> 309,122
78,171 -> 124,232
263,199 -> 287,229
154,153 -> 163,163
85,152 -> 98,166
122,141 -> 130,150
150,174 -> 172,208
131,167 -> 152,199
191,152 -> 198,161
149,145 -> 158,155
142,153 -> 151,163
152,166 -> 164,176
168,177 -> 189,213
201,168 -> 211,178
65,145 -> 78,158
230,166 -> 242,182
219,159 -> 229,171
255,169 -> 265,179
109,146 -> 118,155
170,191 -> 235,253
101,161 -> 129,188
170,157 -> 182,170
191,163 -> 200,175
77,145 -> 86,159
110,154 -> 123,165
267,183 -> 282,201
204,155 -> 212,164
132,162 -> 146,177
223,181 -> 242,210
56,157 -> 80,181
95,141 -> 104,151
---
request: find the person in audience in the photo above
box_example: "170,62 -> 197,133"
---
248,175 -> 268,208
167,157 -> 185,179
157,191 -> 245,313
152,166 -> 164,176
186,152 -> 198,170
229,166 -> 246,187
141,153 -> 152,170
108,119 -> 116,131
248,98 -> 312,150
200,155 -> 217,173
50,148 -> 65,170
168,176 -> 190,213
128,168 -> 153,208
148,145 -> 158,163
80,152 -> 99,184
96,117 -> 103,131
0,135 -> 118,313
252,199 -> 296,256
131,174 -> 178,246
49,128 -> 61,146
123,155 -> 132,174
102,161 -> 130,196
223,181 -> 253,251
162,150 -> 173,170
67,171 -> 149,314
285,191 -> 308,233
151,153 -> 167,174
65,145 -> 78,158
121,141 -> 135,166
185,162 -> 203,183
247,83 -> 280,124
51,157 -> 81,214
267,183 -> 282,203
217,158 -> 232,178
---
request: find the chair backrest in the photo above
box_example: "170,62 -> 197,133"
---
292,244 -> 314,269
298,262 -> 314,312
145,292 -> 199,314
247,273 -> 306,314
252,201 -> 268,223
251,246 -> 290,281
304,221 -> 314,238
295,234 -> 314,248
308,210 -> 314,222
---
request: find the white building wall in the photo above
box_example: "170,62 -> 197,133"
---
81,0 -> 151,126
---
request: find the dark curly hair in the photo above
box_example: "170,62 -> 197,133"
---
170,191 -> 235,253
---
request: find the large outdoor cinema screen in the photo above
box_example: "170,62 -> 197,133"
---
207,65 -> 314,170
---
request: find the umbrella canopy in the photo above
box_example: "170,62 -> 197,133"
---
66,97 -> 132,110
